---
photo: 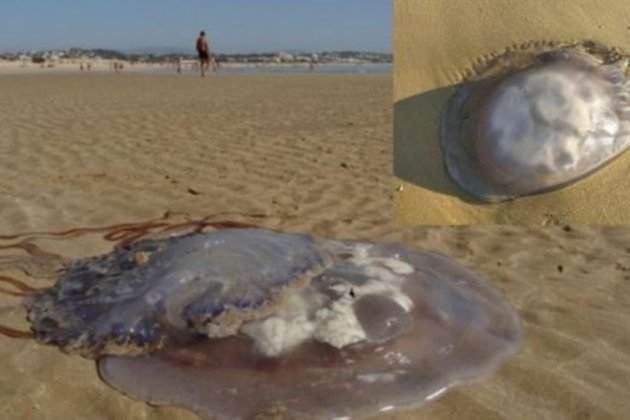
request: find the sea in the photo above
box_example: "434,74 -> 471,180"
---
145,62 -> 392,76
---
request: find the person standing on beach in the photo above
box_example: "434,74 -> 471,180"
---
309,53 -> 318,72
196,31 -> 211,77
176,56 -> 183,74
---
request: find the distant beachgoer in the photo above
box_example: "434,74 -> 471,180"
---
196,31 -> 210,77
309,53 -> 319,72
80,63 -> 84,71
177,56 -> 183,74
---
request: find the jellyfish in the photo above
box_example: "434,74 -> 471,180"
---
441,41 -> 630,202
0,213 -> 523,419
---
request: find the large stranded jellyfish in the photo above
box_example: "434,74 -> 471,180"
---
18,224 -> 522,419
441,41 -> 630,202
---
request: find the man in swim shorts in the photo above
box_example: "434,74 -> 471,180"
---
196,31 -> 210,77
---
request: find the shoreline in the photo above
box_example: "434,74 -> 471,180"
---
0,60 -> 392,76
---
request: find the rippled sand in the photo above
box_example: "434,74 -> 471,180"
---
0,74 -> 391,235
0,74 -> 629,419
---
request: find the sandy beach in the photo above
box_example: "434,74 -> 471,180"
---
0,73 -> 629,419
0,73 -> 392,234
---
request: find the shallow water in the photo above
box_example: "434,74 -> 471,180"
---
145,62 -> 393,76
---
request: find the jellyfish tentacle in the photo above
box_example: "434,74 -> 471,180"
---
0,324 -> 33,339
202,220 -> 260,229
0,241 -> 62,259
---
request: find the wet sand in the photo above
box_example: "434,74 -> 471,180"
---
1,74 -> 629,419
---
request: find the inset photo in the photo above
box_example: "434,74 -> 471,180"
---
394,0 -> 630,225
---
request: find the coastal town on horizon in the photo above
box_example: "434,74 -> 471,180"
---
0,47 -> 392,66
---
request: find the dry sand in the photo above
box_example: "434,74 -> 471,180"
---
0,73 -> 629,420
393,0 -> 630,225
0,73 -> 391,234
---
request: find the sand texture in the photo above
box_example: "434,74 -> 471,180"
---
0,74 -> 391,235
1,74 -> 629,420
393,0 -> 630,225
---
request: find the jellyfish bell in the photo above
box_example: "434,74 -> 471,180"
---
24,229 -> 329,358
24,228 -> 523,419
441,42 -> 630,202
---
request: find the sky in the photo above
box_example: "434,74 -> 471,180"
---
0,0 -> 391,53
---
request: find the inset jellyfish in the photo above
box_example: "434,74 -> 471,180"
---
0,213 -> 523,419
441,41 -> 630,202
